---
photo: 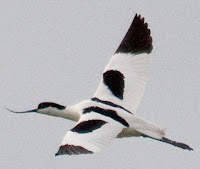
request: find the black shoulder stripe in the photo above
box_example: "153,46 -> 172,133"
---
71,120 -> 107,134
116,14 -> 153,54
103,70 -> 124,100
83,106 -> 129,127
55,145 -> 93,156
91,97 -> 132,114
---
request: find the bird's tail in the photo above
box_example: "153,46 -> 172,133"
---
127,116 -> 165,139
126,116 -> 193,150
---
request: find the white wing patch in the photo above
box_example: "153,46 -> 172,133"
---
94,53 -> 151,114
93,14 -> 152,114
56,113 -> 123,156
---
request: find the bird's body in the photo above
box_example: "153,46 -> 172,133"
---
7,14 -> 193,156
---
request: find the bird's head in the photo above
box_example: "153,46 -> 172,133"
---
6,102 -> 66,116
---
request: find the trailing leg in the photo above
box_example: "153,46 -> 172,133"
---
142,134 -> 193,151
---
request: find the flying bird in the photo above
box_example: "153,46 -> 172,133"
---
7,14 -> 193,156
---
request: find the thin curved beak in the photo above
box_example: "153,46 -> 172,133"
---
5,107 -> 37,113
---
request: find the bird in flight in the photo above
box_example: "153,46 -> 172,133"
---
7,14 -> 193,156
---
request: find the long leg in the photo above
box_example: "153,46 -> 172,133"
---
142,134 -> 193,151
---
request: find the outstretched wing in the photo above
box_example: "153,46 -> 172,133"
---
55,110 -> 124,156
93,14 -> 153,114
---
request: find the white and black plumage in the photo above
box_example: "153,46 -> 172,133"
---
7,14 -> 193,156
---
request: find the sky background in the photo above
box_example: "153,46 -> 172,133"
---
0,1 -> 199,169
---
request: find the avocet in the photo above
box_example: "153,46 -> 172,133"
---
7,14 -> 193,156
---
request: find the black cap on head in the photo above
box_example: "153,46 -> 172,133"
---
38,102 -> 65,110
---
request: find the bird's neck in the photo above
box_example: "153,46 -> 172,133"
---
39,106 -> 80,122
63,106 -> 80,121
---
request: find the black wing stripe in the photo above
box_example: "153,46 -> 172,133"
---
116,14 -> 153,54
71,120 -> 107,134
103,70 -> 125,100
91,97 -> 132,114
55,145 -> 93,156
83,106 -> 129,127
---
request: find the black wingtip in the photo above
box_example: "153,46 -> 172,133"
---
116,14 -> 153,54
55,145 -> 93,156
